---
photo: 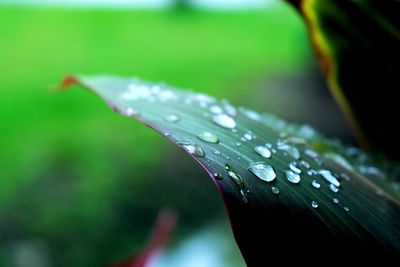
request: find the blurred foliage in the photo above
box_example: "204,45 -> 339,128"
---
0,4 -> 313,267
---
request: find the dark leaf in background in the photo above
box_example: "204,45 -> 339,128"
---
285,0 -> 400,159
63,76 -> 400,264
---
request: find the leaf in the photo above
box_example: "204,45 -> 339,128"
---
285,0 -> 400,159
62,76 -> 400,263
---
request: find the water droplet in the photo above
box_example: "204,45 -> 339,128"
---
197,131 -> 219,144
307,169 -> 317,176
333,198 -> 339,204
287,136 -> 307,145
340,173 -> 351,181
240,189 -> 249,203
278,143 -> 300,159
286,170 -> 301,184
244,132 -> 253,141
289,162 -> 301,174
266,143 -> 272,148
225,164 -> 245,188
305,149 -> 319,159
124,107 -> 140,116
248,162 -> 276,182
240,137 -> 247,142
358,165 -> 386,179
271,186 -> 280,195
254,146 -> 271,158
319,170 -> 341,187
235,142 -> 242,147
223,103 -> 237,116
311,179 -> 321,189
212,114 -> 236,129
213,172 -> 223,180
209,105 -> 223,114
214,150 -> 221,155
329,183 -> 339,193
164,114 -> 180,123
242,108 -> 260,121
311,200 -> 318,209
177,142 -> 205,158
300,160 -> 310,169
344,207 -> 350,212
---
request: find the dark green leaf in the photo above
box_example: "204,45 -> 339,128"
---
285,0 -> 400,159
63,75 -> 400,263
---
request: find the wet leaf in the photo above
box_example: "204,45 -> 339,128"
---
63,76 -> 400,263
286,0 -> 400,159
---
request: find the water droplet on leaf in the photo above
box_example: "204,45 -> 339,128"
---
329,184 -> 339,193
164,114 -> 180,123
248,162 -> 276,182
177,141 -> 205,158
271,186 -> 280,195
197,131 -> 219,144
311,179 -> 321,189
213,172 -> 223,180
212,114 -> 236,129
225,164 -> 245,188
286,170 -> 301,184
319,170 -> 341,187
311,200 -> 318,209
254,146 -> 271,159
289,161 -> 301,174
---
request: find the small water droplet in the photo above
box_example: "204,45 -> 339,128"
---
164,114 -> 180,123
242,108 -> 261,121
214,150 -> 221,155
324,153 -> 353,170
287,136 -> 307,145
289,162 -> 301,174
344,207 -> 350,212
311,200 -> 318,209
225,164 -> 245,188
197,131 -> 219,144
240,189 -> 249,203
307,169 -> 317,176
248,162 -> 276,182
240,137 -> 247,142
311,179 -> 321,189
319,170 -> 341,187
177,141 -> 205,158
223,103 -> 237,116
235,142 -> 242,147
329,183 -> 339,193
271,186 -> 280,195
358,165 -> 386,179
209,105 -> 223,114
286,170 -> 301,184
254,146 -> 271,159
266,143 -> 272,148
124,107 -> 140,116
278,143 -> 300,159
212,114 -> 236,129
213,172 -> 223,180
244,132 -> 253,141
305,149 -> 319,159
300,160 -> 310,169
333,198 -> 339,204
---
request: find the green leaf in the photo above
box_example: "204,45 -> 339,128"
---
63,75 -> 400,263
285,0 -> 400,159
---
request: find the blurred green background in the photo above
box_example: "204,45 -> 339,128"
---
0,1 -> 353,266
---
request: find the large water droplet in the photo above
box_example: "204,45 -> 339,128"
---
197,131 -> 219,144
177,142 -> 205,158
254,146 -> 271,159
289,162 -> 301,174
248,162 -> 276,182
212,114 -> 236,129
286,170 -> 301,184
311,200 -> 319,209
329,183 -> 339,193
319,170 -> 340,187
213,172 -> 223,180
271,186 -> 280,195
225,164 -> 245,188
164,114 -> 180,123
311,179 -> 321,189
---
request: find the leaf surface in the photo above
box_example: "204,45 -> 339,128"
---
63,75 -> 400,263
